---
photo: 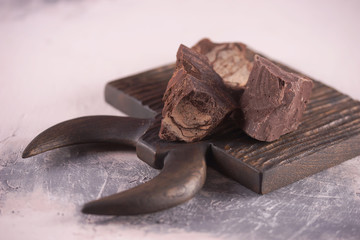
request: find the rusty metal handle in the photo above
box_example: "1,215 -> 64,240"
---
22,116 -> 152,158
82,144 -> 207,215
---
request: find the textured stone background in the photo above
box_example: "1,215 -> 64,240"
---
1,1 -> 360,239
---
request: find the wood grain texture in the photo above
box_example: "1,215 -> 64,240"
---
105,64 -> 174,118
105,62 -> 360,194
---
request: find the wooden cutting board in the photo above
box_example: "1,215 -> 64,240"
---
104,63 -> 360,194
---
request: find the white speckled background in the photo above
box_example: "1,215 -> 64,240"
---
0,0 -> 360,239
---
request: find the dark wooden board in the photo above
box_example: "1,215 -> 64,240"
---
105,63 -> 360,194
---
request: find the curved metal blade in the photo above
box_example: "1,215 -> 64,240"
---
81,144 -> 207,215
22,116 -> 152,158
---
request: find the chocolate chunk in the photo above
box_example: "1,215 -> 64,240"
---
159,44 -> 237,142
192,38 -> 255,90
240,55 -> 313,142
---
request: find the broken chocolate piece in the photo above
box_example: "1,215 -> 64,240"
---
192,38 -> 255,90
159,44 -> 236,142
240,55 -> 313,142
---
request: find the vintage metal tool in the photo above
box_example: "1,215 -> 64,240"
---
23,61 -> 360,216
23,115 -> 207,215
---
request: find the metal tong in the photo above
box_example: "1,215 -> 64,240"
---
23,115 -> 208,215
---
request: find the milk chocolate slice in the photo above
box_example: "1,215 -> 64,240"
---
159,44 -> 236,142
192,38 -> 255,90
240,55 -> 313,142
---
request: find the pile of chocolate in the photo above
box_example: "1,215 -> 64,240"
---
159,39 -> 313,142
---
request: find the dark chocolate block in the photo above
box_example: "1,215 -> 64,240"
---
240,55 -> 313,142
159,44 -> 236,142
192,38 -> 255,90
